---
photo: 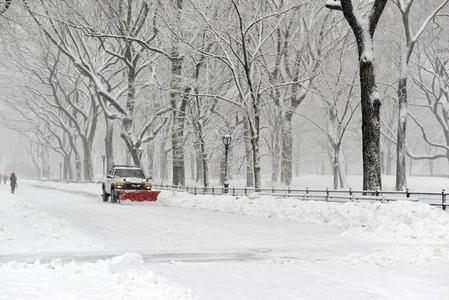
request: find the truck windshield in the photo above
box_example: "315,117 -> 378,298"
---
114,169 -> 145,178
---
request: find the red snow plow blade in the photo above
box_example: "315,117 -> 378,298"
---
118,190 -> 161,202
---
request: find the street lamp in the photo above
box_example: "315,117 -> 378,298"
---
222,133 -> 232,193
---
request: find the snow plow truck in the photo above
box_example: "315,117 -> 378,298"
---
102,165 -> 160,203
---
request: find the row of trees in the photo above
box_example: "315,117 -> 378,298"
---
0,0 -> 448,190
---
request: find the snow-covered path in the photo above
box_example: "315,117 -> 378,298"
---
7,183 -> 375,261
1,181 -> 449,299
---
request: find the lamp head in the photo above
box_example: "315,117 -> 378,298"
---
222,133 -> 232,147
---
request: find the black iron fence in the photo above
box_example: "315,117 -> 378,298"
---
26,178 -> 448,211
153,184 -> 448,211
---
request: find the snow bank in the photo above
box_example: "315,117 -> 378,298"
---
0,253 -> 192,300
155,191 -> 449,244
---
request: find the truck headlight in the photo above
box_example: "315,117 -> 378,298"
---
124,178 -> 130,182
115,182 -> 123,189
142,178 -> 147,183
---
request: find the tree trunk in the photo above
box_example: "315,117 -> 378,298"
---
159,138 -> 168,184
281,113 -> 293,186
63,154 -> 74,181
193,142 -> 200,182
359,45 -> 382,191
63,155 -> 69,180
105,116 -> 114,172
169,0 -> 186,187
120,33 -> 140,166
333,146 -> 345,189
250,130 -> 261,190
333,149 -> 339,189
195,132 -> 209,187
200,138 -> 209,187
339,159 -> 347,188
396,76 -> 407,190
147,140 -> 154,178
130,146 -> 140,166
271,146 -> 280,183
336,2 -> 387,191
69,137 -> 81,181
243,118 -> 254,187
271,108 -> 282,183
195,142 -> 202,183
190,153 -> 195,181
171,108 -> 186,186
75,156 -> 82,182
82,138 -> 93,181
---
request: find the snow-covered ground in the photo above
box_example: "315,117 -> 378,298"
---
1,179 -> 449,299
0,253 -> 192,300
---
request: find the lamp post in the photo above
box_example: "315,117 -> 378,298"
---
222,133 -> 232,193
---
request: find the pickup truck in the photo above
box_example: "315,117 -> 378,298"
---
102,165 -> 154,203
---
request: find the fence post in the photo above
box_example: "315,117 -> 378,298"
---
375,189 -> 379,197
194,186 -> 197,195
232,187 -> 235,196
272,187 -> 274,194
326,187 -> 329,202
288,186 -> 291,195
349,187 -> 352,196
442,189 -> 446,211
406,188 -> 410,198
244,186 -> 247,196
212,187 -> 215,195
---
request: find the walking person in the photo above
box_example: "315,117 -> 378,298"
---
9,172 -> 17,194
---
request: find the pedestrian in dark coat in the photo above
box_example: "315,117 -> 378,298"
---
10,173 -> 17,194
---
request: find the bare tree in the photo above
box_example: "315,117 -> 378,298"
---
22,0 -> 169,170
407,45 -> 449,163
326,0 -> 388,190
278,5 -> 339,185
187,0 -> 311,188
393,0 -> 449,190
311,59 -> 360,189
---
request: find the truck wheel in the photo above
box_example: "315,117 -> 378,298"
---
111,188 -> 118,203
102,185 -> 109,202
